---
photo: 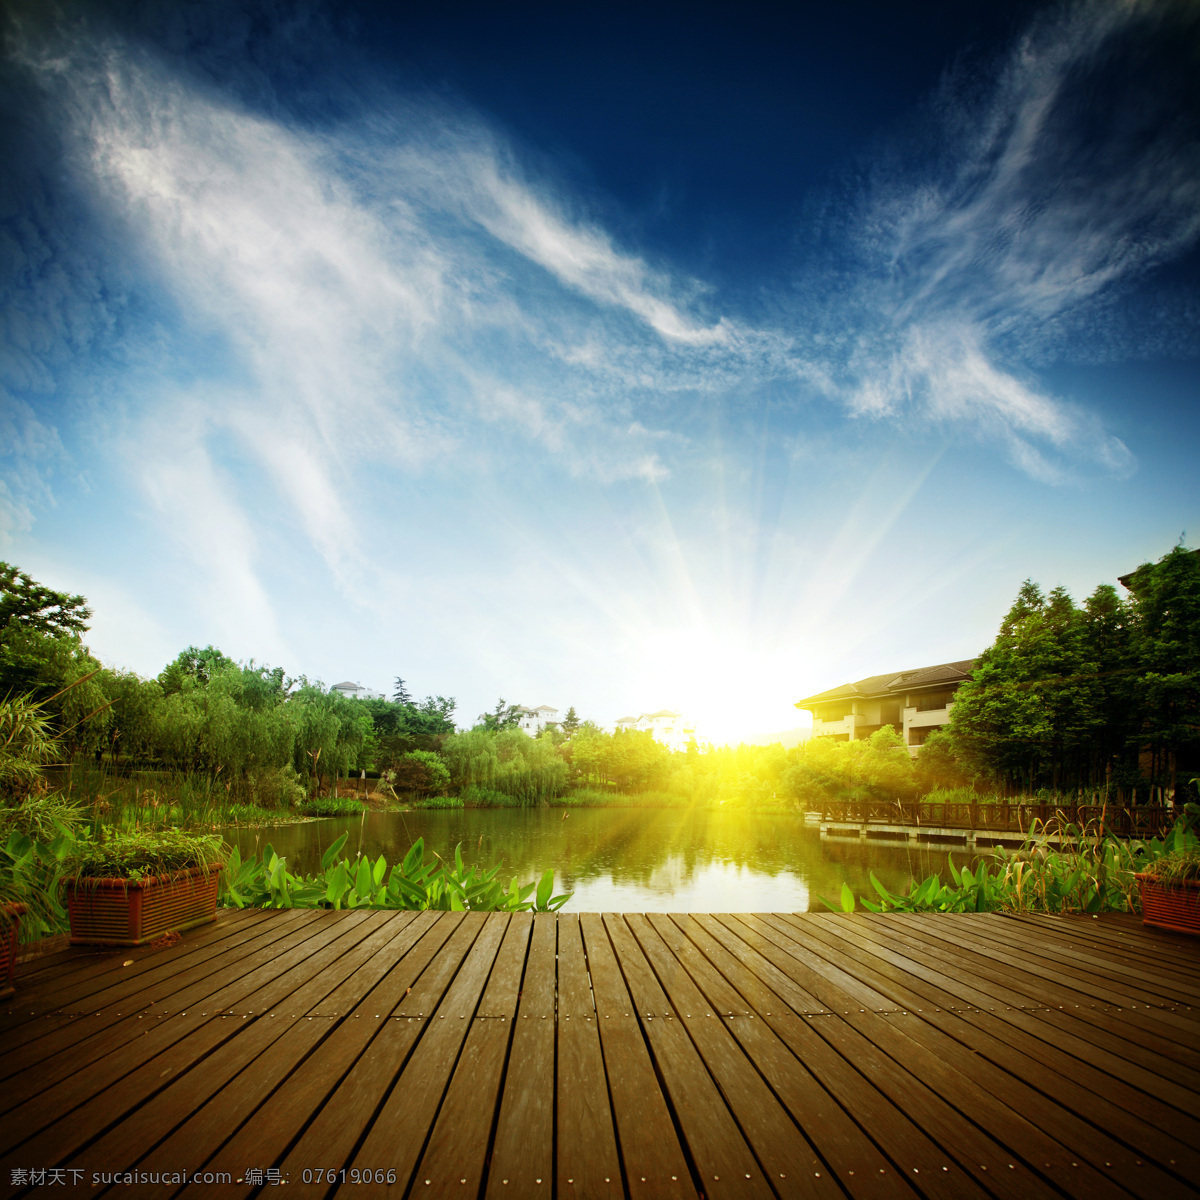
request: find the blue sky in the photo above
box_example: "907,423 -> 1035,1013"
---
2,0 -> 1198,742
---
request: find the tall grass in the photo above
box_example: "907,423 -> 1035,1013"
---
48,760 -> 310,831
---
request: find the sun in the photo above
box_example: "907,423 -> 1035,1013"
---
626,625 -> 807,746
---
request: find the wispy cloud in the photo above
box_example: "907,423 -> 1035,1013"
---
820,0 -> 1200,480
10,33 -> 757,601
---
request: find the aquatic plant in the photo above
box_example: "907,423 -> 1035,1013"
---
827,815 -> 1198,915
220,832 -> 570,913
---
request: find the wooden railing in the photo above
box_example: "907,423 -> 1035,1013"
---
818,799 -> 1175,838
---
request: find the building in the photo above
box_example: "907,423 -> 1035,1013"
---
515,705 -> 559,734
614,709 -> 696,752
794,659 -> 974,756
331,680 -> 385,701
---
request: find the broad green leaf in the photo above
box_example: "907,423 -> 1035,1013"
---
326,862 -> 348,907
321,833 -> 350,870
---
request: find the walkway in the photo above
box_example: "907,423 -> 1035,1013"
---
2,908 -> 1198,1198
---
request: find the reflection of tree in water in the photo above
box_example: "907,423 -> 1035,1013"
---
225,808 -> 989,910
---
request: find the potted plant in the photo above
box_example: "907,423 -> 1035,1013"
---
63,829 -> 227,946
1135,847 -> 1200,936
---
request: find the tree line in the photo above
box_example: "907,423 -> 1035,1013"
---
927,544 -> 1200,802
4,545 -> 1195,812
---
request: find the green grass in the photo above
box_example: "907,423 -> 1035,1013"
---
296,796 -> 367,817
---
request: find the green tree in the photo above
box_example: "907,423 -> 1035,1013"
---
158,645 -> 237,695
479,698 -> 521,731
1125,545 -> 1200,798
390,749 -> 451,797
0,563 -> 92,644
561,706 -> 581,736
948,581 -> 1101,793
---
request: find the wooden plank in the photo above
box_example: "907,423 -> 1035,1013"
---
0,908 -> 271,1010
869,910 -> 1200,1022
983,914 -> 1200,982
865,912 -> 1200,1080
712,915 -> 1053,1200
686,914 -> 988,1200
140,912 -> 443,1200
485,913 -> 557,1200
602,913 -> 774,1200
0,909 -> 379,1109
407,913 -> 531,1200
727,914 -> 897,1015
0,909 -> 327,1089
555,913 -> 624,1200
0,908 -> 283,1025
1007,911 -> 1200,965
2,910 -> 387,1164
626,913 -> 840,1199
326,913 -> 509,1197
791,918 -> 1193,1199
797,911 -> 1200,1164
60,913 -> 424,1187
0,908 -> 298,1048
950,912 -> 1200,1006
653,914 -> 918,1200
850,912 -> 1200,1114
696,912 -> 984,1195
1,908 -> 1195,1200
170,911 -> 468,1199
580,913 -> 696,1200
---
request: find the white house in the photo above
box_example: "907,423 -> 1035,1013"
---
331,680 -> 385,701
515,705 -> 559,734
615,709 -> 696,752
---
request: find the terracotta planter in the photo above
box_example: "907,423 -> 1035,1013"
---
1135,872 -> 1200,936
1,902 -> 27,999
66,866 -> 222,947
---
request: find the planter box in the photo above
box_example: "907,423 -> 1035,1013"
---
66,867 -> 222,947
1135,872 -> 1200,936
1,903 -> 26,999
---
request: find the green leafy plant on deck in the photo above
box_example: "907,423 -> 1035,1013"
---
220,832 -> 570,913
60,828 -> 226,884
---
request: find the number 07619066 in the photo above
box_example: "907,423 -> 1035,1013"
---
300,1169 -> 398,1184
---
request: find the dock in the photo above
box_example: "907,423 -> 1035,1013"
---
2,908 -> 1198,1198
812,800 -> 1175,849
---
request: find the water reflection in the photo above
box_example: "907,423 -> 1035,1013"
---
223,807 -> 983,912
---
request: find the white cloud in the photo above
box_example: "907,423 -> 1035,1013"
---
828,0 -> 1200,481
16,35 -> 752,606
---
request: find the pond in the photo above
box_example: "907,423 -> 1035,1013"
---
222,807 -> 984,912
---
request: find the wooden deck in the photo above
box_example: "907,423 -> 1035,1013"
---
2,909 -> 1198,1199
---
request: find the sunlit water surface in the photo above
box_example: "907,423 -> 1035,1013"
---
223,807 -> 983,912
